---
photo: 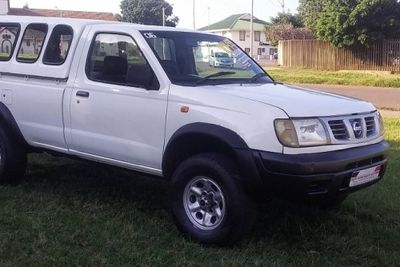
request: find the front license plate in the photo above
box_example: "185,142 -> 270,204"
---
350,165 -> 382,188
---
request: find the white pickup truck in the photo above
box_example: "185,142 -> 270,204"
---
0,16 -> 389,244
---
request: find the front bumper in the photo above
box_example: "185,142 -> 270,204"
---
252,141 -> 389,198
215,62 -> 234,67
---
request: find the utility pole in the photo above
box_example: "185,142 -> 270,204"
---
193,0 -> 196,29
250,0 -> 254,58
162,7 -> 166,26
207,6 -> 210,31
278,0 -> 285,13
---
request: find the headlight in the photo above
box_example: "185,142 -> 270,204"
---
274,120 -> 299,147
378,112 -> 385,136
275,119 -> 329,147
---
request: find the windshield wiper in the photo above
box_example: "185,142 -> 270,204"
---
194,71 -> 236,86
249,72 -> 267,83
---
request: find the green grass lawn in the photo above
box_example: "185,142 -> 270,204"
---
0,119 -> 399,266
267,68 -> 400,88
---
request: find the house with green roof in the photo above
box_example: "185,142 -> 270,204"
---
198,13 -> 277,59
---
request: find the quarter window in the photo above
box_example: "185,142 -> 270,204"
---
86,33 -> 159,90
0,23 -> 20,61
17,23 -> 48,63
43,25 -> 73,65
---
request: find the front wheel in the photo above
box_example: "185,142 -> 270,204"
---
170,153 -> 256,244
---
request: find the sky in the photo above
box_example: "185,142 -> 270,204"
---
10,0 -> 299,29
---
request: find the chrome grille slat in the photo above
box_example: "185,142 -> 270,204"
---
328,120 -> 349,140
324,112 -> 380,144
365,117 -> 376,137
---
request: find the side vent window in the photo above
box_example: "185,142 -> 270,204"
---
17,23 -> 48,63
43,25 -> 73,65
0,23 -> 20,61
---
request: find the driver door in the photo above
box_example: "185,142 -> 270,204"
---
67,26 -> 168,172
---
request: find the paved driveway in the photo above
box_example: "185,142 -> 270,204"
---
294,84 -> 400,110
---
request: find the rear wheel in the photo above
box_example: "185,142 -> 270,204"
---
170,153 -> 256,244
0,125 -> 27,184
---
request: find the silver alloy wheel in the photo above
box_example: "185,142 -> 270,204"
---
183,176 -> 226,231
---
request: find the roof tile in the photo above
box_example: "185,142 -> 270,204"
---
198,13 -> 268,31
8,8 -> 117,21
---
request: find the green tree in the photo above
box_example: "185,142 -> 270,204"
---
266,12 -> 313,46
270,12 -> 303,28
298,0 -> 328,32
120,0 -> 179,27
316,0 -> 400,48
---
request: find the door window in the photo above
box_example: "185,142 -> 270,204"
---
17,23 -> 48,63
86,33 -> 159,90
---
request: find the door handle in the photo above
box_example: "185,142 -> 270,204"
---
76,91 -> 90,98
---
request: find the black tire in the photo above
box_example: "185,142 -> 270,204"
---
170,153 -> 256,244
0,125 -> 27,184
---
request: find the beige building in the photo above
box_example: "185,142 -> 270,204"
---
199,13 -> 277,59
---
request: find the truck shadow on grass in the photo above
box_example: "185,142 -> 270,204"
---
22,152 -> 394,248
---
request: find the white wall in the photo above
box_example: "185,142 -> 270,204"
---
0,0 -> 9,15
278,41 -> 283,65
211,30 -> 277,59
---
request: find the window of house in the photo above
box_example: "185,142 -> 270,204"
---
239,31 -> 246,41
254,31 -> 261,42
245,48 -> 250,54
0,23 -> 20,61
17,23 -> 48,63
86,33 -> 159,90
43,25 -> 73,65
269,48 -> 278,55
257,48 -> 262,56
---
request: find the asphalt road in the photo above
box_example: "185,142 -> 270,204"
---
295,84 -> 400,111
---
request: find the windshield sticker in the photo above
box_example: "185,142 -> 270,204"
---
143,32 -> 157,39
223,39 -> 252,69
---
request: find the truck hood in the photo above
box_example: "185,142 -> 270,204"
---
212,83 -> 376,117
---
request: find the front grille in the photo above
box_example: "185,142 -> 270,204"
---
365,117 -> 376,137
328,120 -> 349,140
324,113 -> 379,143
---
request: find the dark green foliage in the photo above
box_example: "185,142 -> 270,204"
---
266,12 -> 313,46
298,0 -> 328,32
120,0 -> 179,27
270,12 -> 304,28
314,0 -> 400,48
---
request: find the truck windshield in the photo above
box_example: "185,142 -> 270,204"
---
140,31 -> 273,86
